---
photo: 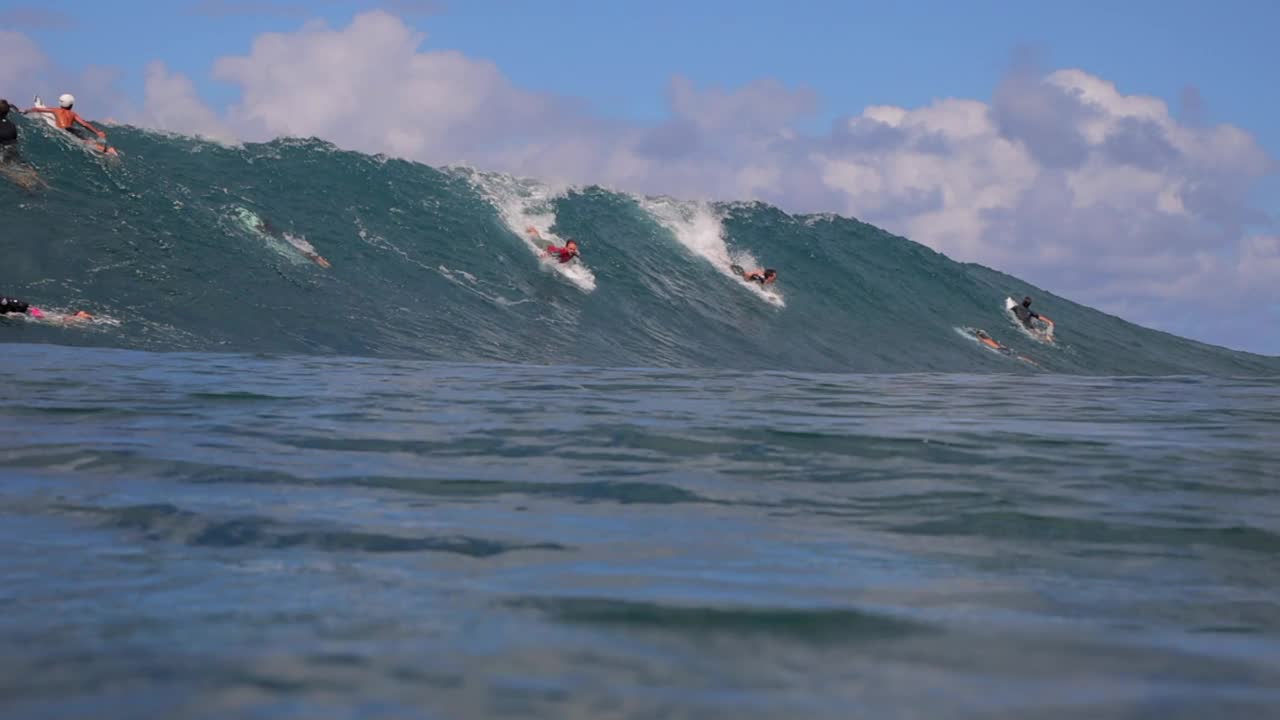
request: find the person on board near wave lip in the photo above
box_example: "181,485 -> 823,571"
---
24,94 -> 112,152
526,227 -> 580,263
1011,295 -> 1053,330
731,264 -> 778,285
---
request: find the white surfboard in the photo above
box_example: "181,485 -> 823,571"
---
27,96 -> 60,131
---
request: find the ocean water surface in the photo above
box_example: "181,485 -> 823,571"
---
1,344 -> 1277,719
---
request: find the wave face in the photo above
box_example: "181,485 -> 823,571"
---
2,123 -> 1277,375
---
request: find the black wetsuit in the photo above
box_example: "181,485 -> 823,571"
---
0,118 -> 16,145
0,117 -> 18,163
1012,303 -> 1040,328
0,296 -> 31,315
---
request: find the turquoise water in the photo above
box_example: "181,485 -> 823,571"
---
3,124 -> 1280,718
3,122 -> 1277,375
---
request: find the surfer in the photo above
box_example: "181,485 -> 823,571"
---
1011,296 -> 1053,331
972,329 -> 1004,351
0,99 -> 45,191
971,328 -> 1040,367
255,215 -> 331,268
0,295 -> 37,317
731,265 -> 778,285
23,94 -> 114,154
1,294 -> 93,321
0,99 -> 17,155
526,227 -> 579,263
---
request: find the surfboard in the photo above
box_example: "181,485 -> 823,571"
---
27,96 -> 119,157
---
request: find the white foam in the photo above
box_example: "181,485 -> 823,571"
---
438,264 -> 529,308
281,232 -> 318,256
461,170 -> 597,293
639,196 -> 784,307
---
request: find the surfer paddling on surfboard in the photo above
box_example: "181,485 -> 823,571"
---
24,94 -> 117,156
1,294 -> 92,321
526,227 -> 580,264
1010,295 -> 1053,332
969,328 -> 1039,367
256,215 -> 331,268
730,265 -> 778,286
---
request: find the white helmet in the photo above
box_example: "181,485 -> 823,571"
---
58,93 -> 75,108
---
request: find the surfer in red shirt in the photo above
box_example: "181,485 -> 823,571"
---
730,265 -> 778,285
26,95 -> 105,139
24,94 -> 116,155
526,227 -> 580,263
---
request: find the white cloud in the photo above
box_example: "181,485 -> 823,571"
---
138,62 -> 238,142
211,11 -> 567,163
0,30 -> 52,94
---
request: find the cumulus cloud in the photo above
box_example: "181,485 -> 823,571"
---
211,11 -> 574,161
0,31 -> 130,122
0,30 -> 51,94
138,62 -> 238,142
5,12 -> 1278,352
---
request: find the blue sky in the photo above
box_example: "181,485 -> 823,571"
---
4,0 -> 1279,352
11,0 -> 1279,141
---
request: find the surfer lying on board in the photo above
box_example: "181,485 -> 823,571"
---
256,216 -> 332,268
0,294 -> 92,321
1011,296 -> 1053,330
972,329 -> 1004,351
730,265 -> 778,285
23,94 -> 115,155
971,329 -> 1039,367
526,227 -> 580,264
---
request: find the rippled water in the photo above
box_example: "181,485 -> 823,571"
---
2,344 -> 1278,719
